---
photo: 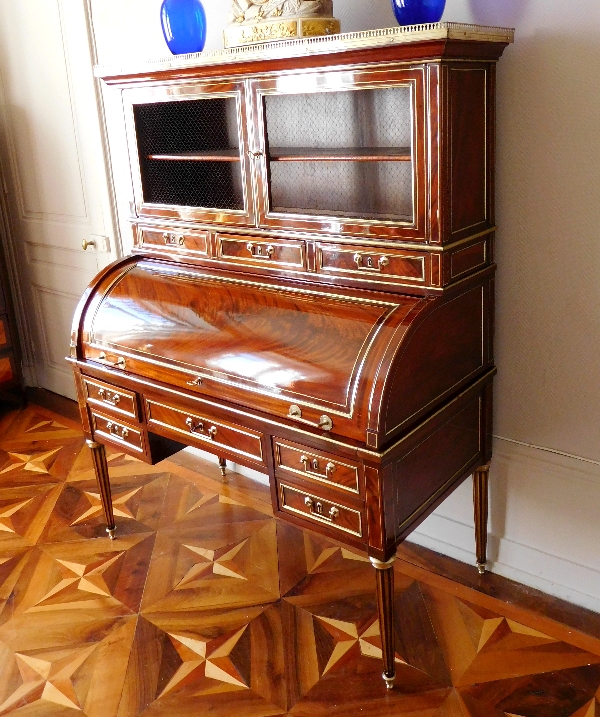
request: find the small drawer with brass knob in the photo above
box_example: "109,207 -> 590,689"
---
216,234 -> 307,271
278,482 -> 363,538
273,438 -> 361,494
316,243 -> 428,286
83,377 -> 140,421
145,399 -> 265,465
90,410 -> 145,453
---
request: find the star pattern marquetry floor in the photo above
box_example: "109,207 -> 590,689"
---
1,404 -> 600,716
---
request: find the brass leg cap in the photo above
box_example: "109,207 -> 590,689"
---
477,562 -> 486,575
107,526 -> 116,540
382,672 -> 395,690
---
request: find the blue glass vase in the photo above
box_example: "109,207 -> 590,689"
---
390,0 -> 446,26
161,0 -> 207,55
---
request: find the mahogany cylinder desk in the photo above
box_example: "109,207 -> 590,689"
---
68,23 -> 513,690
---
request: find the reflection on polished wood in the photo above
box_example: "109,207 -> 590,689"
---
0,403 -> 599,716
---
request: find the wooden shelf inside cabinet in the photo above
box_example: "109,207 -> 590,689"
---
268,147 -> 412,162
147,150 -> 241,162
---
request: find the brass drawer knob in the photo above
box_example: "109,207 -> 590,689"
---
325,462 -> 336,477
97,353 -> 126,370
106,422 -> 128,440
163,232 -> 185,246
247,242 -> 275,259
304,495 -> 340,523
288,405 -> 333,432
378,256 -> 390,269
208,426 -> 218,440
98,388 -> 120,406
186,417 -> 204,434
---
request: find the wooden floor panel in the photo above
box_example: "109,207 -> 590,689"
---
0,404 -> 599,716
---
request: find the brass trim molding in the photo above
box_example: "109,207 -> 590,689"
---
95,24 -> 515,79
369,556 -> 396,570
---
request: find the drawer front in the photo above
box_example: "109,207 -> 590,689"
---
139,228 -> 209,256
0,315 -> 10,350
83,377 -> 139,420
90,411 -> 145,453
278,482 -> 363,538
146,399 -> 264,464
274,439 -> 360,494
317,244 -> 427,285
216,235 -> 306,270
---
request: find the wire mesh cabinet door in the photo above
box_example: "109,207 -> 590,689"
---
123,79 -> 255,227
250,67 -> 427,242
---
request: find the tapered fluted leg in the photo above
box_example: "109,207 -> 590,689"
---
218,457 -> 227,478
473,463 -> 490,574
370,556 -> 396,690
86,440 -> 116,540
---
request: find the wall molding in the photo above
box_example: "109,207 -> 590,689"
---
409,436 -> 600,614
188,435 -> 600,614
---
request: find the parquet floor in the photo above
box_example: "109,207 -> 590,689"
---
0,405 -> 599,717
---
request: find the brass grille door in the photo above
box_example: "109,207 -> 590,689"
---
125,81 -> 254,226
252,68 -> 427,241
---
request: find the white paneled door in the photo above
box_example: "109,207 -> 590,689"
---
0,0 -> 116,399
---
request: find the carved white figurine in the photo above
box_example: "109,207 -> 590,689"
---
229,0 -> 333,25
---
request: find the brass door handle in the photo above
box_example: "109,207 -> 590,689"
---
288,405 -> 333,432
247,150 -> 264,159
82,239 -> 95,251
186,376 -> 203,387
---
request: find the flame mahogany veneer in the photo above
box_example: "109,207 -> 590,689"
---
69,28 -> 512,688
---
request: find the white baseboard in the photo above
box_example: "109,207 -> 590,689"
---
186,437 -> 600,614
409,437 -> 600,614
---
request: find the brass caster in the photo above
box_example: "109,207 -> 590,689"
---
218,458 -> 227,478
477,562 -> 486,575
382,672 -> 395,690
106,526 -> 116,540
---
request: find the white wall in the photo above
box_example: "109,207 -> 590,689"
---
88,0 -> 600,611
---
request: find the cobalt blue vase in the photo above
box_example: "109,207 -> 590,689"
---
390,0 -> 446,26
161,0 -> 207,55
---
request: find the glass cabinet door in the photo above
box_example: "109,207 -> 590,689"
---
252,68 -> 426,241
124,80 -> 254,226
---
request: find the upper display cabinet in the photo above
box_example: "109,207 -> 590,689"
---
252,67 -> 426,240
109,24 -> 514,247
